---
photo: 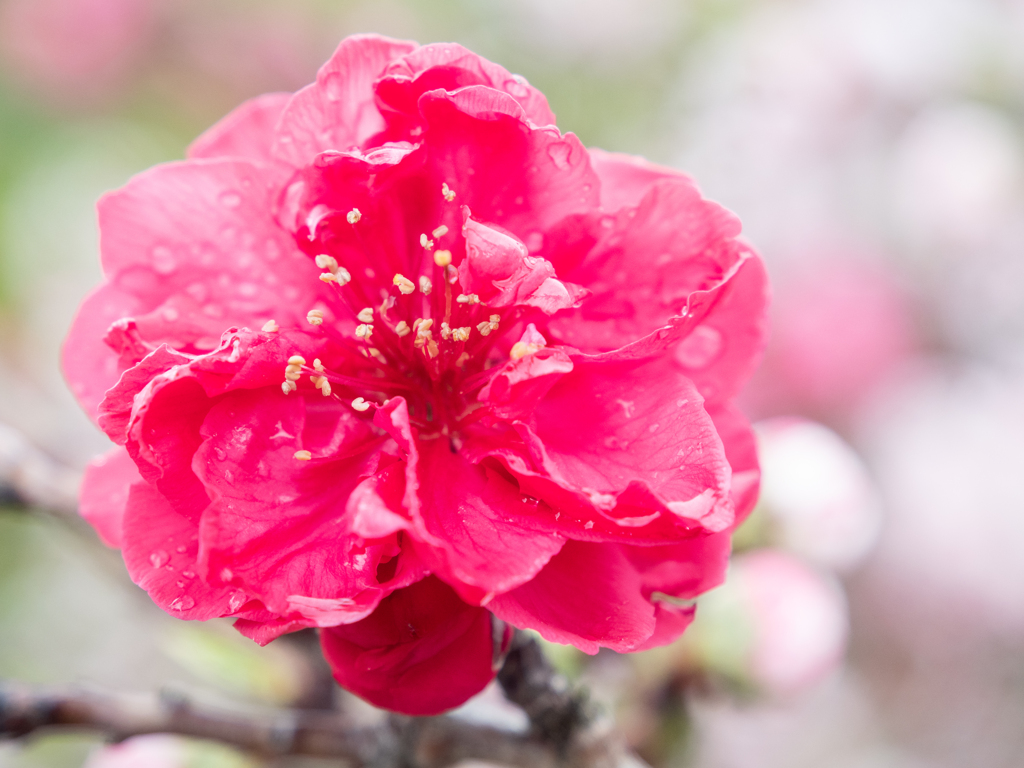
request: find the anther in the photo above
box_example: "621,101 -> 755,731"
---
355,324 -> 373,340
320,379 -> 332,397
294,450 -> 312,461
393,274 -> 415,294
456,293 -> 480,305
346,208 -> 362,224
281,380 -> 297,395
262,319 -> 279,333
335,266 -> 352,285
395,320 -> 411,337
307,309 -> 324,326
313,358 -> 324,372
440,322 -> 452,340
357,307 -> 374,323
285,366 -> 302,381
419,233 -> 434,250
288,356 -> 306,366
315,254 -> 339,272
368,348 -> 386,363
433,250 -> 452,267
419,276 -> 432,295
453,327 -> 471,342
351,397 -> 371,412
432,225 -> 449,239
442,182 -> 456,202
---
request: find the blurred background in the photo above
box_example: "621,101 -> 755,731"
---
1,0 -> 1023,766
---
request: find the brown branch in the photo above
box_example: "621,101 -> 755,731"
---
0,678 -> 637,768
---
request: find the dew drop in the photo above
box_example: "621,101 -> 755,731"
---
505,78 -> 530,98
151,247 -> 177,275
675,326 -> 723,369
169,596 -> 195,612
323,72 -> 344,101
182,570 -> 195,579
175,545 -> 187,553
228,591 -> 246,612
547,143 -> 572,169
149,550 -> 168,568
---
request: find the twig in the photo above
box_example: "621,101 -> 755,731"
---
497,630 -> 591,751
0,679 -> 628,768
0,424 -> 82,520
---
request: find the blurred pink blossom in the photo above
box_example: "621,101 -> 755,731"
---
754,417 -> 883,571
683,549 -> 848,697
744,258 -> 917,421
83,735 -> 184,768
0,0 -> 158,105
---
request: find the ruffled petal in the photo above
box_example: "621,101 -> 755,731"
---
272,34 -> 417,166
478,354 -> 735,535
187,92 -> 292,162
79,445 -> 139,548
588,148 -> 691,211
374,42 -> 555,140
489,541 -> 656,653
194,386 -> 423,624
410,438 -> 565,604
121,480 -> 243,621
93,159 -> 327,378
320,576 -> 495,715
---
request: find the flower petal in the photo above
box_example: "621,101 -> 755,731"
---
79,445 -> 139,548
489,541 -> 656,653
121,480 -> 241,621
188,92 -> 292,162
376,42 -> 555,133
272,34 -> 417,166
320,576 -> 495,715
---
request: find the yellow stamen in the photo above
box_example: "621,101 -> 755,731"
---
433,250 -> 452,268
393,274 -> 415,294
419,276 -> 432,295
356,307 -> 374,323
313,358 -> 324,372
315,254 -> 338,271
456,293 -> 480,305
442,182 -> 456,202
293,450 -> 312,461
281,380 -> 297,394
307,309 -> 324,326
420,233 -> 434,250
355,324 -> 373,340
335,266 -> 352,285
432,225 -> 449,239
346,208 -> 361,224
351,397 -> 371,412
453,327 -> 471,342
395,320 -> 411,337
262,319 -> 279,333
288,355 -> 306,366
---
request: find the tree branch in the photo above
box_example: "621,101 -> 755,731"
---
0,679 -> 636,768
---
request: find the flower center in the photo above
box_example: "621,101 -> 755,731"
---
280,183 -> 513,438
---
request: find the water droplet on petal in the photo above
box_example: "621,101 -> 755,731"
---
175,545 -> 187,553
547,143 -> 572,169
182,570 -> 195,579
151,247 -> 176,275
169,596 -> 195,612
228,591 -> 246,612
150,550 -> 168,568
323,72 -> 344,101
675,326 -> 724,369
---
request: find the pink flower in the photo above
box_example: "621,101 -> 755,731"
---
0,0 -> 157,105
65,35 -> 769,714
